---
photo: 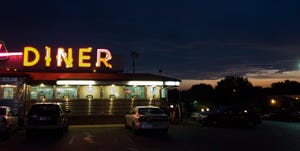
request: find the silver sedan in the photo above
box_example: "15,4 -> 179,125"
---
124,106 -> 169,134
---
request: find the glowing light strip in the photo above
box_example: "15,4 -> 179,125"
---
165,81 -> 180,86
127,81 -> 164,86
0,84 -> 17,88
127,81 -> 180,86
57,80 -> 96,85
0,52 -> 23,57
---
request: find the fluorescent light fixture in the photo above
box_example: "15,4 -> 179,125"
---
127,81 -> 180,86
0,84 -> 17,88
165,81 -> 180,86
57,80 -> 96,85
127,81 -> 164,86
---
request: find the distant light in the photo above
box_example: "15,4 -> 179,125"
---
271,99 -> 277,105
57,80 -> 96,85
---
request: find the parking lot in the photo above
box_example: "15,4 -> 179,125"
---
1,120 -> 300,151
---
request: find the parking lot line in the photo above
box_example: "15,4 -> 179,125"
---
70,124 -> 123,128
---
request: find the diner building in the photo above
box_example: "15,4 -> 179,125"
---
0,41 -> 180,120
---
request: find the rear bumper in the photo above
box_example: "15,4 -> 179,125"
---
137,121 -> 169,130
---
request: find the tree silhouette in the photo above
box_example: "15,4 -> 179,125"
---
189,83 -> 215,105
215,76 -> 254,106
271,80 -> 300,95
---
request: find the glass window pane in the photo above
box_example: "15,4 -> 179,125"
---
30,86 -> 53,99
56,86 -> 77,99
3,87 -> 14,99
125,86 -> 144,99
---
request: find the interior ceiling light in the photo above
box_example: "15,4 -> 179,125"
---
57,80 -> 96,85
127,81 -> 180,86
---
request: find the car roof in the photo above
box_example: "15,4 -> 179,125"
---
134,106 -> 160,109
32,102 -> 62,105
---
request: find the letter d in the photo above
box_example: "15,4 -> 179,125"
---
23,46 -> 40,66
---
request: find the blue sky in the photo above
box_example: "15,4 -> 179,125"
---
1,0 -> 300,89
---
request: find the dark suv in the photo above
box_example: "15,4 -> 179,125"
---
202,106 -> 262,127
25,103 -> 70,136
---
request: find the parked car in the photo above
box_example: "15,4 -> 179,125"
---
25,102 -> 70,136
264,108 -> 300,122
191,107 -> 210,121
0,106 -> 19,135
201,106 -> 262,127
124,106 -> 169,134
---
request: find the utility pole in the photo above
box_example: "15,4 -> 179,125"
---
130,51 -> 139,74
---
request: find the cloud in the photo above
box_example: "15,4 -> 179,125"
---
245,69 -> 300,79
180,69 -> 300,90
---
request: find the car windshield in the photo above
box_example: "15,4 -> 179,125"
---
0,108 -> 6,115
138,108 -> 164,115
29,105 -> 60,115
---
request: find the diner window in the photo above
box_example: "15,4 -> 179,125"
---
125,86 -> 145,99
3,87 -> 14,99
56,86 -> 77,99
145,86 -> 161,100
161,87 -> 167,99
30,86 -> 53,99
79,86 -> 101,99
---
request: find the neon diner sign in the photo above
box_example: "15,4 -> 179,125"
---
0,41 -> 113,69
23,46 -> 112,68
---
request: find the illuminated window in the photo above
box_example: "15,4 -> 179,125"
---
56,86 -> 77,99
3,87 -> 14,99
79,86 -> 101,99
125,86 -> 145,99
146,86 -> 160,99
161,87 -> 167,99
30,86 -> 53,99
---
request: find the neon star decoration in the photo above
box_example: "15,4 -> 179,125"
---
0,41 -> 23,60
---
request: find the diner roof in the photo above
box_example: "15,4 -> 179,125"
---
0,70 -> 180,86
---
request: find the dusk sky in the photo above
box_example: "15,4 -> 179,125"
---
1,0 -> 300,89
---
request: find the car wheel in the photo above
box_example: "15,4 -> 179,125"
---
57,128 -> 64,137
212,120 -> 218,127
64,124 -> 69,131
124,120 -> 129,129
132,122 -> 139,135
25,130 -> 32,138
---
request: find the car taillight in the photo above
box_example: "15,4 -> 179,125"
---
138,116 -> 146,121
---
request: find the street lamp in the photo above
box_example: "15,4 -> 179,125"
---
270,99 -> 277,105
